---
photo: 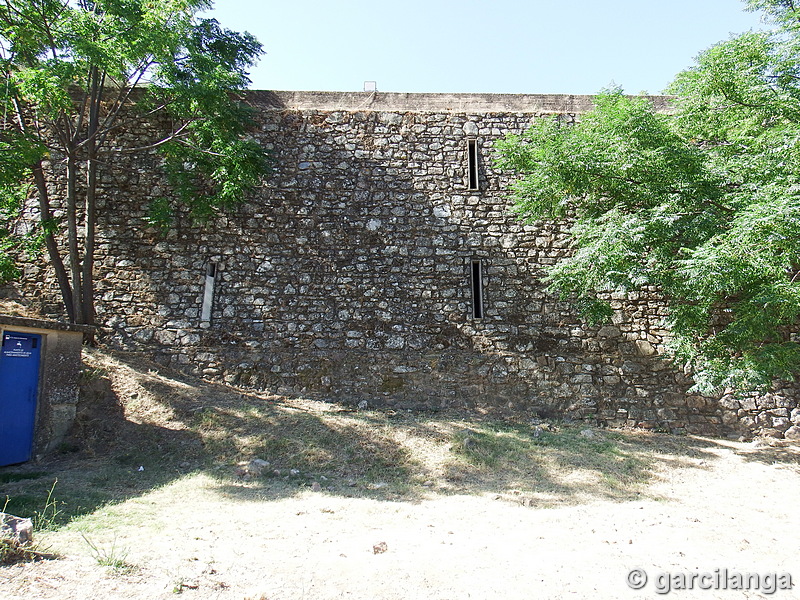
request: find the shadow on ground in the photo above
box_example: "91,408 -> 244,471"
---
2,348 -> 796,531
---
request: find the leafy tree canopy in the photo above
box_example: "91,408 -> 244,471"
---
0,0 -> 268,324
496,0 -> 800,393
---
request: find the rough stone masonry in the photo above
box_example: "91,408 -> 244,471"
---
15,91 -> 800,438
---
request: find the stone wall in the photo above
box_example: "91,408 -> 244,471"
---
12,91 -> 800,438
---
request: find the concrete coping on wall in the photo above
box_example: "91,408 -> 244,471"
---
0,314 -> 95,335
246,90 -> 675,115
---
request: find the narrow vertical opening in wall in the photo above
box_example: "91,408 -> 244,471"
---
467,139 -> 479,191
471,259 -> 484,319
201,262 -> 216,325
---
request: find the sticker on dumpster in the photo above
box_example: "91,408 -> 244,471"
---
2,335 -> 35,359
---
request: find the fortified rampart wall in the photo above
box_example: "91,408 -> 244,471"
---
13,91 -> 800,438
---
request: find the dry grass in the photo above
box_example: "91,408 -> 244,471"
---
2,348 -> 799,599
0,346 -> 673,556
0,299 -> 42,319
0,347 -> 669,518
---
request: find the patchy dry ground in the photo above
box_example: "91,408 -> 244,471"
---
2,348 -> 800,599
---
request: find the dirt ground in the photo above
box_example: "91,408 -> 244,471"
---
2,347 -> 800,599
2,437 -> 799,599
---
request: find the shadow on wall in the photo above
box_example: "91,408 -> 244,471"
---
17,100 -> 780,437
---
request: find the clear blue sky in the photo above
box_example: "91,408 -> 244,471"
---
204,0 -> 768,95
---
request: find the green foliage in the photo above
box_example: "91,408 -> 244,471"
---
0,0 -> 268,323
0,181 -> 44,283
496,2 -> 800,393
146,197 -> 174,233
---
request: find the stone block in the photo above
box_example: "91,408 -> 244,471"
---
597,326 -> 621,338
634,340 -> 656,356
784,426 -> 800,441
0,513 -> 33,547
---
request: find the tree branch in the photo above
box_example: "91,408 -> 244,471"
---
113,120 -> 192,153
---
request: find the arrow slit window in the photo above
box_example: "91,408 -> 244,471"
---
201,263 -> 216,325
467,139 -> 479,191
471,259 -> 484,319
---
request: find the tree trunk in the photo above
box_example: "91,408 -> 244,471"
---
81,155 -> 97,327
65,152 -> 84,323
32,161 -> 75,322
81,68 -> 103,327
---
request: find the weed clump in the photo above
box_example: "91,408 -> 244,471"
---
1,481 -> 61,564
